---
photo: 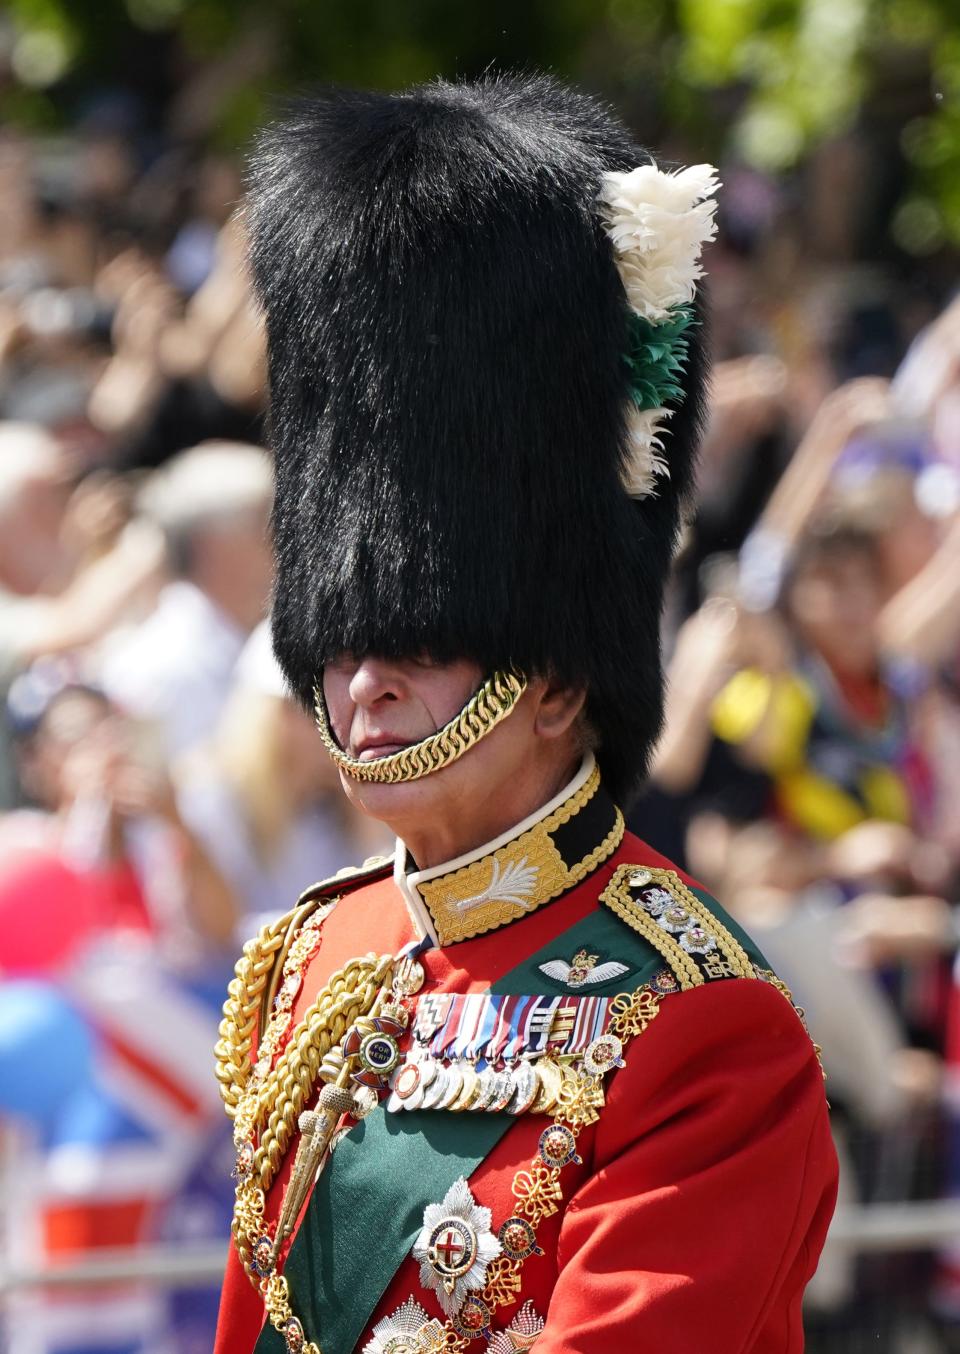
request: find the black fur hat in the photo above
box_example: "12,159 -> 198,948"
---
247,73 -> 708,805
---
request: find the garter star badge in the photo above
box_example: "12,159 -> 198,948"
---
538,948 -> 629,989
412,1177 -> 502,1317
362,1297 -> 446,1354
487,1300 -> 545,1353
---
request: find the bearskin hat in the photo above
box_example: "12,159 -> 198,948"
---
246,73 -> 709,805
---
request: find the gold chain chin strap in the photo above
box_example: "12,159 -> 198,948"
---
312,669 -> 527,783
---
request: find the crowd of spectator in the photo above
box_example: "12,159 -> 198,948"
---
631,283 -> 960,1352
0,118 -> 389,1353
0,99 -> 959,1354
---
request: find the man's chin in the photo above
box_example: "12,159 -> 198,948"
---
338,760 -> 452,823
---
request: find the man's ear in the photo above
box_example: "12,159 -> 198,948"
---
531,678 -> 588,741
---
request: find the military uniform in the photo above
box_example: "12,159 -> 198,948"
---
215,73 -> 837,1353
215,761 -> 835,1353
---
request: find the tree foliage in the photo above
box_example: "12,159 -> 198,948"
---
1,0 -> 958,248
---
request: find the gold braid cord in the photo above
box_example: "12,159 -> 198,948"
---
254,953 -> 393,1190
215,909 -> 293,1117
312,669 -> 527,784
229,950 -> 394,1280
261,899 -> 332,1044
216,901 -> 397,1288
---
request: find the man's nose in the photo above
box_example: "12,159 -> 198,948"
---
347,659 -> 406,708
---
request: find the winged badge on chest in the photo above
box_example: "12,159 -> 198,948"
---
538,948 -> 629,989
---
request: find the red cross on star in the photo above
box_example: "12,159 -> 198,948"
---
435,1229 -> 466,1267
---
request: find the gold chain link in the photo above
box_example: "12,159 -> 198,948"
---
313,670 -> 527,784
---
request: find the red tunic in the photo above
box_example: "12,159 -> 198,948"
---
215,828 -> 836,1353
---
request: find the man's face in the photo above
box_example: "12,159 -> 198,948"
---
323,654 -> 482,766
321,656 -> 583,850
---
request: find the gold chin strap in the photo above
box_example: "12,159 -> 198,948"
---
312,669 -> 527,784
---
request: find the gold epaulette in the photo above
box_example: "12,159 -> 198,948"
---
599,863 -> 756,990
260,855 -> 394,1040
600,863 -> 825,1078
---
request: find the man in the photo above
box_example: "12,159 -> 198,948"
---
101,439 -> 273,755
215,74 -> 836,1354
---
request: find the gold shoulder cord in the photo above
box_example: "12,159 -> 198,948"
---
215,908 -> 294,1118
216,905 -> 396,1277
313,669 -> 527,784
262,857 -> 394,1029
218,891 -> 428,1353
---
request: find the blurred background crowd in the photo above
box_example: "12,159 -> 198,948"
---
0,1 -> 959,1351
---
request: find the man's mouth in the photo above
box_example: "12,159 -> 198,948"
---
352,735 -> 416,762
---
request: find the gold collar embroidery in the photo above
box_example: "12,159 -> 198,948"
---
395,755 -> 624,946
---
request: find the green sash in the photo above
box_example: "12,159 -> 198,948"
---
254,885 -> 768,1354
255,1107 -> 514,1354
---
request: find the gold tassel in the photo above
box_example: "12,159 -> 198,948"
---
270,1078 -> 356,1264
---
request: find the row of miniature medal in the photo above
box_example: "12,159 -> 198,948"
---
385,992 -> 624,1116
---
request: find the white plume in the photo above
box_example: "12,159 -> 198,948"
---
599,162 -> 721,324
622,404 -> 672,500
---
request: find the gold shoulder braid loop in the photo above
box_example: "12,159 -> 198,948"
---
223,909 -> 428,1354
228,947 -> 395,1276
255,953 -> 394,1191
216,900 -> 340,1126
266,950 -> 423,1267
260,898 -> 336,1043
215,908 -> 295,1117
217,892 -> 403,1284
313,669 -> 527,784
